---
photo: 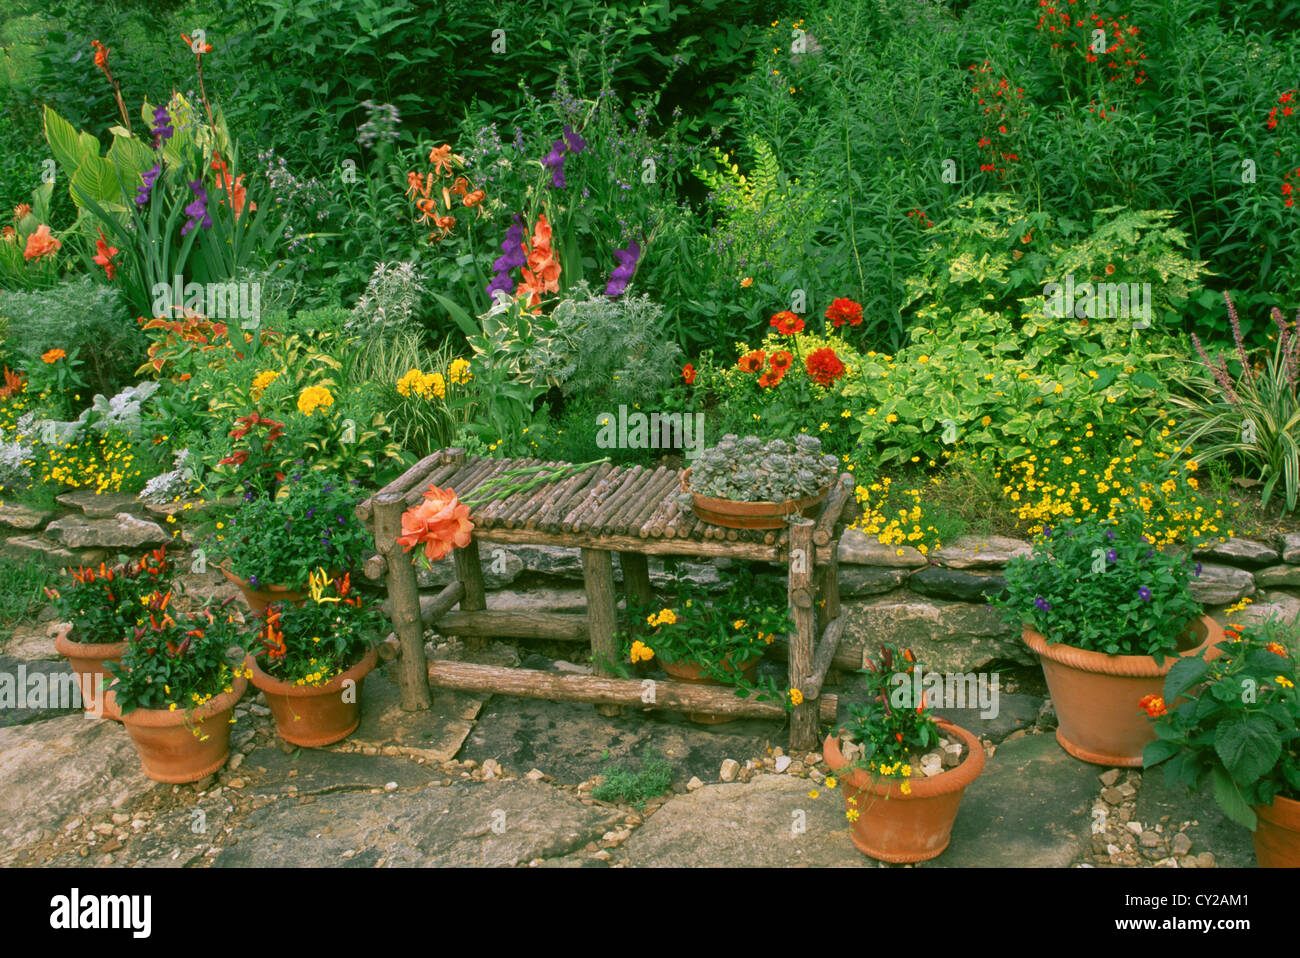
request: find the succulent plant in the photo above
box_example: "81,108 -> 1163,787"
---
688,433 -> 837,503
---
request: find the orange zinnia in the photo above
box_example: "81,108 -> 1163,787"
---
23,224 -> 60,261
737,350 -> 766,374
41,348 -> 66,364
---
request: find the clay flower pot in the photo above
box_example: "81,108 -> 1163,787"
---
119,676 -> 247,784
681,470 -> 828,530
245,645 -> 379,747
52,624 -> 125,722
1024,615 -> 1225,767
1253,793 -> 1300,868
219,563 -> 308,615
823,719 -> 987,863
660,653 -> 760,724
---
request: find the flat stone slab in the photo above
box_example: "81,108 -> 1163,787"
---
930,535 -> 1031,570
1134,766 -> 1257,868
1,535 -> 106,567
1254,564 -> 1300,588
238,745 -> 442,800
840,566 -> 909,597
1220,590 -> 1300,632
616,775 -> 867,867
0,713 -> 156,858
0,655 -> 81,726
1191,537 -> 1278,569
838,530 -> 927,568
4,621 -> 61,661
908,565 -> 1006,602
0,502 -> 53,530
45,514 -> 168,550
460,695 -> 781,786
330,662 -> 482,764
56,490 -> 148,518
841,592 -> 1029,673
1281,533 -> 1300,564
924,732 -> 1096,867
211,779 -> 622,867
1190,563 -> 1255,606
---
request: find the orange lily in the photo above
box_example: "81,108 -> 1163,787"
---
428,144 -> 454,177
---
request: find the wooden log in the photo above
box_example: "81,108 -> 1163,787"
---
616,466 -> 673,536
362,552 -> 387,582
530,462 -> 601,531
599,466 -> 662,535
542,462 -> 613,532
496,461 -> 563,527
373,493 -> 431,711
801,615 -> 846,701
561,466 -> 623,532
814,474 -> 855,546
458,457 -> 520,502
471,525 -> 781,561
425,660 -> 838,721
402,462 -> 463,507
582,547 -> 623,716
640,482 -> 681,537
433,609 -> 588,641
414,580 -> 465,627
436,458 -> 493,503
453,536 -> 487,613
787,518 -> 818,750
817,543 -> 841,624
377,634 -> 401,662
579,466 -> 646,533
472,458 -> 540,523
356,451 -> 444,522
618,551 -> 653,606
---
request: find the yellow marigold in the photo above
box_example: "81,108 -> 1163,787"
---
251,370 -> 279,399
846,808 -> 860,822
629,640 -> 654,664
297,385 -> 334,416
789,688 -> 804,706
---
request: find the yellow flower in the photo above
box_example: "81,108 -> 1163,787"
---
629,640 -> 654,664
297,385 -> 334,416
789,688 -> 804,706
447,358 -> 473,385
732,619 -> 747,630
900,780 -> 912,795
824,777 -> 836,789
885,413 -> 898,423
980,415 -> 992,427
250,370 -> 279,400
846,808 -> 860,822
1278,676 -> 1295,688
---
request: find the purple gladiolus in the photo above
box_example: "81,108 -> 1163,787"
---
542,138 -> 567,188
151,104 -> 173,149
181,181 -> 212,236
563,124 -> 587,155
486,215 -> 527,299
1138,586 -> 1152,602
135,163 -> 161,207
1034,596 -> 1051,611
605,240 -> 641,297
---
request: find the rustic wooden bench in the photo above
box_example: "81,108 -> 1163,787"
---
357,448 -> 859,750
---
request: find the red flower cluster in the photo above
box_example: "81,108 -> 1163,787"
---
769,310 -> 805,335
737,349 -> 766,373
825,297 -> 863,327
1036,4 -> 1146,86
1266,89 -> 1295,130
805,347 -> 847,387
906,209 -> 934,228
969,60 -> 1026,179
1138,693 -> 1167,718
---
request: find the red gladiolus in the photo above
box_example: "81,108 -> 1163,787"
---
93,231 -> 119,280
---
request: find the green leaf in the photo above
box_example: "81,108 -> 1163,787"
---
1214,717 -> 1282,785
1211,766 -> 1257,830
43,106 -> 89,175
430,292 -> 480,339
1163,656 -> 1208,702
1142,738 -> 1181,768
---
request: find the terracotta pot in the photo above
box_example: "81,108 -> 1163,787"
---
52,624 -> 125,722
681,470 -> 828,530
219,563 -> 308,614
660,653 -> 759,724
1025,615 -> 1225,767
1253,793 -> 1300,868
823,719 -> 986,863
119,676 -> 246,783
245,645 -> 379,747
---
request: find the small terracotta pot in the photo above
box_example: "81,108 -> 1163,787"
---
1025,615 -> 1225,767
245,646 -> 379,747
660,653 -> 760,724
219,563 -> 308,614
1253,793 -> 1300,868
52,624 -> 125,722
119,676 -> 246,783
681,470 -> 829,530
823,719 -> 986,863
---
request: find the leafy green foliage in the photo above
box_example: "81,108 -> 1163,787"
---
839,642 -> 942,770
0,555 -> 54,648
997,512 -> 1203,658
1143,617 -> 1300,829
591,746 -> 674,810
46,548 -> 177,645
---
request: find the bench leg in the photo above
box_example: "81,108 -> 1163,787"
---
583,547 -> 623,717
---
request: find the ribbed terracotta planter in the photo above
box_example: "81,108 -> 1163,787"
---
681,470 -> 828,530
219,564 -> 308,614
823,719 -> 987,863
52,624 -> 125,722
1253,794 -> 1300,868
119,676 -> 246,783
660,653 -> 760,724
245,646 -> 379,747
1025,615 -> 1225,767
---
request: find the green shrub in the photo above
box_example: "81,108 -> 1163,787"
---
591,746 -> 674,810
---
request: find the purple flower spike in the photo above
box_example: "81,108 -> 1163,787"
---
563,124 -> 587,155
181,181 -> 212,236
1138,586 -> 1153,602
151,104 -> 174,149
135,163 -> 161,208
1194,562 -> 1203,577
605,240 -> 641,297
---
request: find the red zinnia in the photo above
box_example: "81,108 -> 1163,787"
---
825,297 -> 863,328
769,311 -> 804,335
805,347 -> 847,387
682,364 -> 696,385
737,350 -> 766,374
757,368 -> 786,388
769,350 -> 793,373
